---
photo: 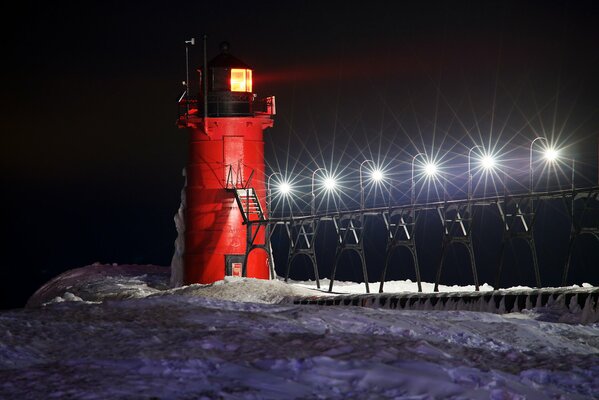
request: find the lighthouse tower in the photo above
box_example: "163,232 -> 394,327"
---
177,42 -> 276,284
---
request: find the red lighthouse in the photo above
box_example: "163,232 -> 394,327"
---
177,41 -> 276,284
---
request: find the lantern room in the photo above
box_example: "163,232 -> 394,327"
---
203,42 -> 255,117
230,68 -> 252,92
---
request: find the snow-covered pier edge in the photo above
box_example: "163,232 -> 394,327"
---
280,287 -> 599,324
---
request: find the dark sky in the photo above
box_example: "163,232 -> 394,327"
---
2,1 -> 599,308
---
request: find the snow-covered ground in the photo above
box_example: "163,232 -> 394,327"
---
293,278 -> 496,295
1,264 -> 598,399
291,278 -> 594,295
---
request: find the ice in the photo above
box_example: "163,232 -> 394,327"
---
169,167 -> 187,288
295,278 -> 497,294
1,263 -> 598,399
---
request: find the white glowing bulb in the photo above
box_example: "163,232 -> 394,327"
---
279,182 -> 291,195
544,148 -> 559,161
424,163 -> 438,176
371,169 -> 384,182
324,177 -> 336,190
481,155 -> 496,170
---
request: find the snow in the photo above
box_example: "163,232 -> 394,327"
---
293,278 -> 496,294
26,263 -> 171,308
292,279 -> 595,295
170,167 -> 187,288
2,263 -> 598,399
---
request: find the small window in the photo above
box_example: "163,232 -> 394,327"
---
230,68 -> 252,92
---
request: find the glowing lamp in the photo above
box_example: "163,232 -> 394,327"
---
324,177 -> 337,190
481,155 -> 496,170
543,148 -> 559,162
279,182 -> 291,195
371,169 -> 384,182
424,163 -> 438,176
230,68 -> 253,92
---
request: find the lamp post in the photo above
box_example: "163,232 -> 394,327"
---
467,146 -> 496,200
529,137 -> 550,194
267,172 -> 292,217
467,146 -> 483,200
359,160 -> 377,210
311,167 -> 326,215
571,158 -> 576,192
411,153 -> 428,205
267,172 -> 283,217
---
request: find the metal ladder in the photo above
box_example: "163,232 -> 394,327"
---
232,188 -> 266,224
230,187 -> 275,279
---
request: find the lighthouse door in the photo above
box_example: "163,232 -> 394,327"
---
223,136 -> 244,187
225,255 -> 245,277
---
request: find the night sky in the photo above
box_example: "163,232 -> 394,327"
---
2,1 -> 599,309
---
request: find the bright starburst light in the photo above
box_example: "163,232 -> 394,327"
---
544,148 -> 559,162
323,176 -> 337,191
371,169 -> 384,182
278,182 -> 291,195
481,155 -> 496,170
424,163 -> 438,176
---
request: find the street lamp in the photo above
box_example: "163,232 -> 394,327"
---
267,172 -> 282,216
529,137 -> 559,193
371,168 -> 387,207
359,159 -> 380,209
267,171 -> 291,201
481,155 -> 496,170
311,167 -> 327,215
411,153 -> 437,205
571,159 -> 576,191
544,148 -> 559,162
268,173 -> 293,219
323,176 -> 337,191
424,163 -> 437,176
279,181 -> 291,195
372,169 -> 384,182
468,145 -> 496,200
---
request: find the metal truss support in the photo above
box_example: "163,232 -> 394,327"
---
434,202 -> 479,292
494,196 -> 541,289
269,186 -> 599,292
379,208 -> 422,293
232,186 -> 274,279
243,219 -> 272,278
328,213 -> 369,293
562,189 -> 599,285
284,218 -> 321,288
265,222 -> 281,279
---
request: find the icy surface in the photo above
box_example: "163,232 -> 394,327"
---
293,278 -> 496,294
26,263 -> 171,308
1,264 -> 598,399
170,167 -> 187,288
293,278 -> 593,295
26,264 -> 321,307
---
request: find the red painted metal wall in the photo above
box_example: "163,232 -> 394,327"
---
184,117 -> 273,284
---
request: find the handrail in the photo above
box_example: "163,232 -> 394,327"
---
224,162 -> 257,189
244,169 -> 255,189
225,165 -> 235,189
177,97 -> 199,124
268,185 -> 599,222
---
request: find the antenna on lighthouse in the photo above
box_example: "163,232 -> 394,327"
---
184,38 -> 195,115
203,35 -> 208,134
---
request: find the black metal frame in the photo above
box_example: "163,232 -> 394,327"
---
269,186 -> 599,293
379,208 -> 422,293
435,201 -> 479,291
284,218 -> 320,288
328,213 -> 369,293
